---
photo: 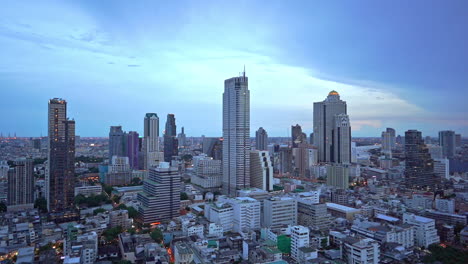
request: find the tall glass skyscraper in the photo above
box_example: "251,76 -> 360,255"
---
164,114 -> 178,162
46,98 -> 75,212
222,70 -> 250,196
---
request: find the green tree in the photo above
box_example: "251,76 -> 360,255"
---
131,177 -> 142,185
102,226 -> 123,241
180,192 -> 189,200
150,228 -> 163,243
103,184 -> 114,196
93,208 -> 106,215
34,197 -> 48,213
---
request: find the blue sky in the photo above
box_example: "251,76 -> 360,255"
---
1,0 -> 467,137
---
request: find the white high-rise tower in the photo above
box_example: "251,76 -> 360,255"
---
144,113 -> 162,169
223,69 -> 250,196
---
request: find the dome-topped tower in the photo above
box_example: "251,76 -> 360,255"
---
329,90 -> 339,96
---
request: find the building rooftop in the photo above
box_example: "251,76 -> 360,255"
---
326,202 -> 360,213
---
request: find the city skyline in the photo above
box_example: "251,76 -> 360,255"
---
1,1 -> 467,137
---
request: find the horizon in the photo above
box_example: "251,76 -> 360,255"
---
1,1 -> 467,138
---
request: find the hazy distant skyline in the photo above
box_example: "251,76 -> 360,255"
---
1,0 -> 467,137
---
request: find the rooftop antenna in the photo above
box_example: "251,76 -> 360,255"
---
243,65 -> 246,78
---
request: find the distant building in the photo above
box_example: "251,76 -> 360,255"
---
202,137 -> 223,160
342,237 -> 380,264
137,162 -> 180,223
143,113 -> 160,169
46,98 -> 75,212
403,213 -> 440,248
455,134 -> 462,147
109,126 -> 125,160
435,198 -> 455,214
327,163 -> 349,189
291,124 -> 306,148
291,225 -> 309,262
74,185 -> 102,197
126,131 -> 139,170
191,154 -> 222,190
250,151 -> 273,191
326,202 -> 360,220
164,114 -> 178,162
7,158 -> 34,207
433,158 -> 449,180
263,197 -> 297,228
405,130 -> 438,189
313,91 -> 348,162
222,71 -> 250,196
218,196 -> 260,233
439,130 -> 456,158
255,127 -> 268,151
174,242 -> 194,264
177,127 -> 187,148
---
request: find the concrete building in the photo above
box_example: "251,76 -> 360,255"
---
313,90 -> 348,162
250,151 -> 273,191
433,158 -> 450,180
435,198 -> 455,214
403,213 -> 440,248
191,154 -> 222,189
74,185 -> 102,197
178,127 -> 187,148
351,219 -> 415,248
333,113 -> 351,164
255,127 -> 268,151
164,114 -> 178,162
343,237 -> 380,264
126,131 -> 139,170
174,242 -> 194,264
143,113 -> 160,169
326,202 -> 361,220
405,130 -> 438,189
205,202 -> 234,232
263,197 -> 297,228
292,124 -> 307,148
46,98 -> 75,212
291,225 -> 309,262
109,210 -> 132,229
104,156 -> 132,186
296,197 -> 331,231
137,162 -> 180,223
327,163 -> 350,189
202,137 -> 223,160
7,158 -> 34,207
219,196 -> 261,233
439,130 -> 456,158
109,126 -> 125,160
222,70 -> 250,196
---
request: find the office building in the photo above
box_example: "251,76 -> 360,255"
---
327,163 -> 349,189
342,237 -> 380,264
295,194 -> 331,231
103,156 -> 132,186
191,154 -> 222,190
263,197 -> 297,228
455,134 -> 462,147
292,124 -> 307,148
351,219 -> 415,248
46,98 -> 75,212
109,210 -> 132,229
439,130 -> 456,158
333,114 -> 351,163
326,202 -> 361,220
405,130 -> 438,189
205,202 -> 234,232
435,198 -> 455,214
222,71 -> 250,196
126,131 -> 139,170
403,213 -> 440,248
109,126 -> 125,160
144,113 -> 160,169
174,242 -> 194,264
313,91 -> 348,162
292,143 -> 316,178
291,225 -> 309,262
218,196 -> 260,233
202,137 -> 223,160
250,151 -> 273,191
255,127 -> 268,151
433,158 -> 449,180
164,114 -> 178,162
178,127 -> 187,148
137,162 -> 180,223
7,158 -> 34,207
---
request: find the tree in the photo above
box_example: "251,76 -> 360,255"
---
102,226 -> 123,241
180,192 -> 189,200
103,184 -> 114,196
150,228 -> 163,243
0,202 -> 6,213
93,208 -> 106,215
131,177 -> 142,185
34,197 -> 48,213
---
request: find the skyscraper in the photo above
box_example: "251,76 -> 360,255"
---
313,91 -> 348,162
438,130 -> 456,158
8,158 -> 34,207
332,113 -> 351,164
137,162 -> 180,223
144,113 -> 159,152
291,124 -> 306,148
126,131 -> 139,170
382,128 -> 396,154
202,137 -> 223,160
178,127 -> 187,148
223,70 -> 250,196
250,150 -> 273,191
255,127 -> 268,151
405,130 -> 438,189
164,114 -> 178,162
109,126 -> 125,160
46,98 -> 75,212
